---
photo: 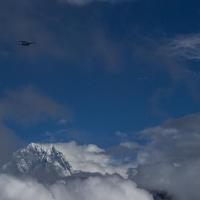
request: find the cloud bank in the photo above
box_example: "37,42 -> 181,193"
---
0,139 -> 152,200
134,113 -> 200,200
0,174 -> 152,200
1,112 -> 200,200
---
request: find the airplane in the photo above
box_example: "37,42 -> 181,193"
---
18,41 -> 36,46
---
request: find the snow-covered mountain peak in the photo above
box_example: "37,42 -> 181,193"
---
2,143 -> 72,182
23,142 -> 52,156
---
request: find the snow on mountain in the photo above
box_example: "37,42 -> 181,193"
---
2,143 -> 72,182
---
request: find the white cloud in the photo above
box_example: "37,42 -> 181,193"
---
168,34 -> 200,60
133,113 -> 200,200
36,141 -> 131,178
0,174 -> 153,200
120,142 -> 141,150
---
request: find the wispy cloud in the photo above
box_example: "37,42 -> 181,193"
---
0,86 -> 71,126
168,34 -> 200,60
132,34 -> 200,115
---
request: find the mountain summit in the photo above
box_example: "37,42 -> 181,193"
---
2,143 -> 72,182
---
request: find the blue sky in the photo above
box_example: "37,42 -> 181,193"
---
0,0 -> 200,147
